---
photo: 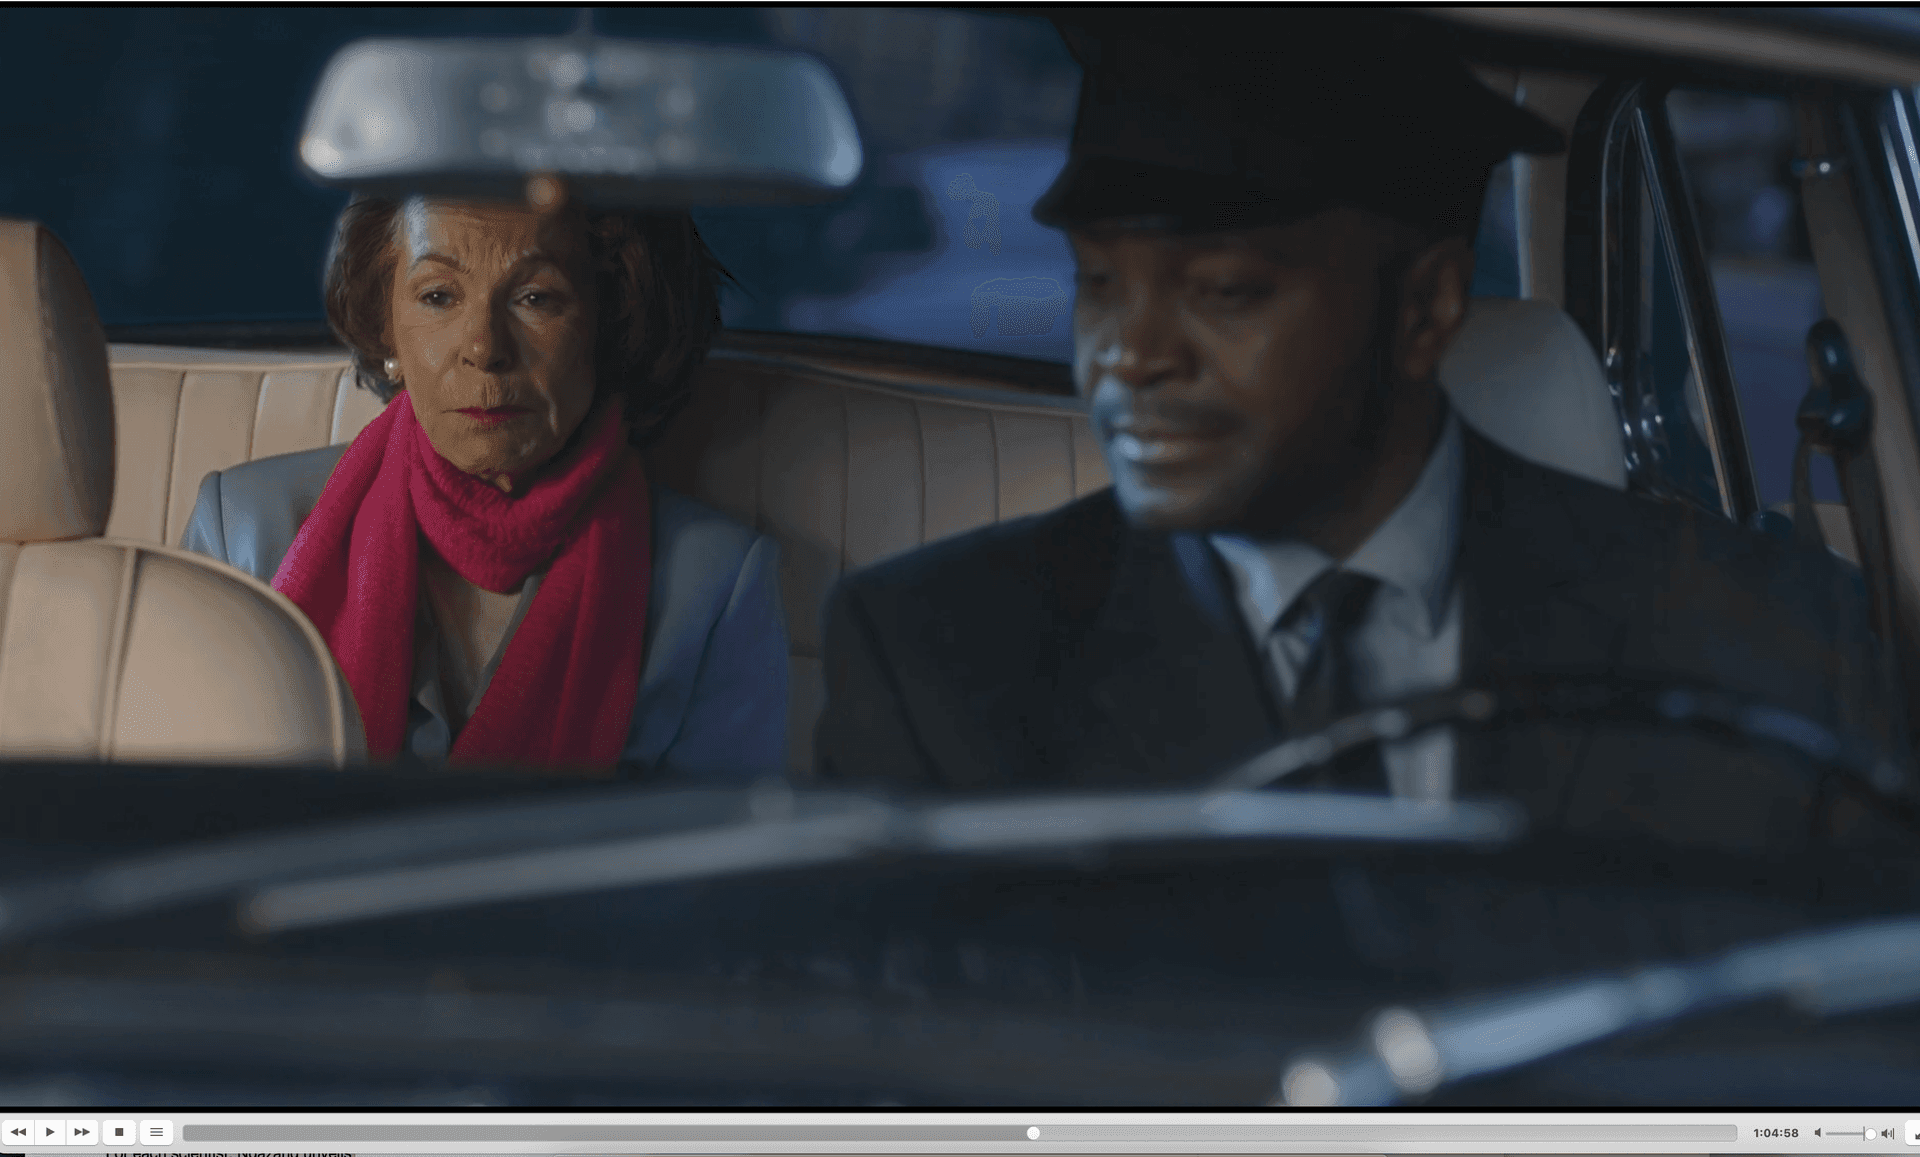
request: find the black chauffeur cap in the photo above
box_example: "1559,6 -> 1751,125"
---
1032,8 -> 1566,237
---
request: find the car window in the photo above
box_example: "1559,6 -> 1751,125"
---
1667,89 -> 1836,508
0,6 -> 1085,356
2,7 -> 744,331
1566,81 -> 1759,525
699,8 -> 1082,363
3,5 -> 1529,366
711,33 -> 1523,366
1470,160 -> 1521,299
1633,146 -> 1732,517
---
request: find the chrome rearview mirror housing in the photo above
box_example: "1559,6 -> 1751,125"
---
298,36 -> 864,206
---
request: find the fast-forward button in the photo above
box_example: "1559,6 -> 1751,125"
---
68,1121 -> 98,1146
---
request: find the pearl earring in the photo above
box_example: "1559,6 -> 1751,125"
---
382,357 -> 402,382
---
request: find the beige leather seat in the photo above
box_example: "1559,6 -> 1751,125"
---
1440,297 -> 1863,561
1439,295 -> 1627,490
104,341 -> 1104,774
103,298 -> 1628,773
0,220 -> 363,765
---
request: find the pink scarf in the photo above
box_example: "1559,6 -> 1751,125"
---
273,395 -> 651,773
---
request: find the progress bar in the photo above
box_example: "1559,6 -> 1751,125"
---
184,1129 -> 1023,1143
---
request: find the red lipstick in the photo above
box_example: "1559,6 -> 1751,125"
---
457,406 -> 531,427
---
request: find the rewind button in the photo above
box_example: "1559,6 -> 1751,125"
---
2,1122 -> 29,1147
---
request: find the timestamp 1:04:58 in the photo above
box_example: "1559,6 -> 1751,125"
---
1752,1129 -> 1801,1139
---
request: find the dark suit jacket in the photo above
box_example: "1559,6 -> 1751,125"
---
816,428 -> 1906,855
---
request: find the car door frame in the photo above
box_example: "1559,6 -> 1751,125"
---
1564,76 -> 1761,528
1795,84 -> 1920,721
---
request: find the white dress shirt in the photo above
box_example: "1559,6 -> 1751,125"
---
1210,411 -> 1465,801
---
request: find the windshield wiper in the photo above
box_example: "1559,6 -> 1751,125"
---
9,675 -> 1901,945
1277,911 -> 1920,1105
0,787 -> 1521,943
235,789 -> 1521,935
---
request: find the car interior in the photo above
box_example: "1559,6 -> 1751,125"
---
87,291 -> 1615,774
0,11 -> 1904,786
0,41 -> 1883,773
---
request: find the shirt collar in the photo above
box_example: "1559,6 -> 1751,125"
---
1210,407 -> 1464,639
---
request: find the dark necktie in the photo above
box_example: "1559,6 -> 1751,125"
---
1274,568 -> 1389,792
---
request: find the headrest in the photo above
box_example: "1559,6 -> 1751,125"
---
0,220 -> 115,541
1440,296 -> 1627,491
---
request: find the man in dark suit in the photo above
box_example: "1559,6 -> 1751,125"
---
815,14 -> 1908,853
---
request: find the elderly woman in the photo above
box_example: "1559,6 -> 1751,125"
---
182,188 -> 787,781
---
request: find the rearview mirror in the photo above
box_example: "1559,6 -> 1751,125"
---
298,36 -> 865,206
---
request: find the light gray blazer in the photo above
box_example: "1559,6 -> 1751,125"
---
182,444 -> 789,784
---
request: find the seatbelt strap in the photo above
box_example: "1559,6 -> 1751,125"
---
1789,405 -> 1826,554
1792,99 -> 1917,806
1799,321 -> 1900,643
1792,319 -> 1917,794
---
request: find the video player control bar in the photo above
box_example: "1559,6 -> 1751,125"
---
182,1126 -> 1738,1144
3,1121 -> 171,1147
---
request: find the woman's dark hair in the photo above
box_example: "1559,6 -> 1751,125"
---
322,194 -> 733,449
